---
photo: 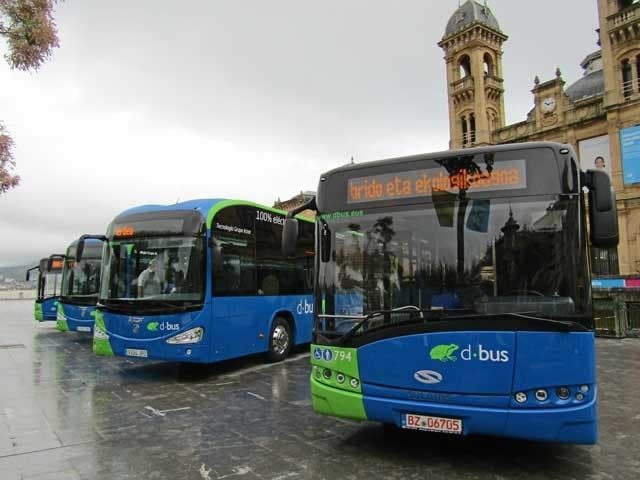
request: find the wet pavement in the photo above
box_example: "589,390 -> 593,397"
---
1,300 -> 639,480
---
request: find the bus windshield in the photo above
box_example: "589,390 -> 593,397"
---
317,194 -> 590,336
43,272 -> 62,298
61,252 -> 101,304
100,236 -> 205,307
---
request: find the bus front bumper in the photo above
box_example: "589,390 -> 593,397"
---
65,316 -> 95,333
311,378 -> 598,444
102,333 -> 210,363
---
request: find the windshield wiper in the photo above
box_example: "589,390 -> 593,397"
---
336,306 -> 425,345
329,309 -> 587,345
495,312 -> 588,332
144,299 -> 203,312
98,299 -> 202,314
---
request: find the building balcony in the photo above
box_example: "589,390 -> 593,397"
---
606,4 -> 640,44
451,76 -> 474,93
484,74 -> 504,91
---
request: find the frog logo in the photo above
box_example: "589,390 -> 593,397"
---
429,344 -> 459,362
147,321 -> 160,332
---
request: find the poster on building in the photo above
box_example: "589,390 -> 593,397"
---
578,135 -> 611,178
620,125 -> 640,185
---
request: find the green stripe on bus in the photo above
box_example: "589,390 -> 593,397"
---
310,345 -> 366,420
93,310 -> 114,356
310,377 -> 367,420
56,303 -> 69,332
34,303 -> 43,322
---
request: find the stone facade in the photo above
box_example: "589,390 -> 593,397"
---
273,191 -> 316,219
442,0 -> 640,275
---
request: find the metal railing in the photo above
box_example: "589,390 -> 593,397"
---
462,132 -> 476,146
593,291 -> 640,338
622,79 -> 636,100
624,302 -> 640,337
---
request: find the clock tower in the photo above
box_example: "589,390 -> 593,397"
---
439,1 -> 508,149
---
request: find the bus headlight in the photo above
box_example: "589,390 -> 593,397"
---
166,327 -> 204,344
535,389 -> 548,402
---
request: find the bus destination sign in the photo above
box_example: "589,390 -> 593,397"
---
50,259 -> 63,269
347,159 -> 527,204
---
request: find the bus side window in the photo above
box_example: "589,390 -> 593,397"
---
212,205 -> 257,297
255,215 -> 314,296
255,216 -> 282,295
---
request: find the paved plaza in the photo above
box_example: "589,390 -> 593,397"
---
1,300 -> 639,479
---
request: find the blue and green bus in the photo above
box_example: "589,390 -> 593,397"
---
57,238 -> 104,332
283,142 -> 618,444
26,256 -> 63,321
78,199 -> 314,363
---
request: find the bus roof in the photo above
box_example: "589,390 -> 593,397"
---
111,198 -> 312,231
319,141 -> 573,178
316,141 -> 579,212
114,198 -> 227,218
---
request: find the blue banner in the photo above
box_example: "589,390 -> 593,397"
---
466,199 -> 490,232
620,125 -> 640,185
592,278 -> 625,289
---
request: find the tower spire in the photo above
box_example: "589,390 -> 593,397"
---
439,0 -> 507,149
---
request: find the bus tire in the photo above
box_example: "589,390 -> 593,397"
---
267,316 -> 292,362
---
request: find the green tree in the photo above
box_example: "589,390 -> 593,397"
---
1,0 -> 62,194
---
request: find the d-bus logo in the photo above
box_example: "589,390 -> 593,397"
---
146,322 -> 179,332
430,343 -> 510,363
296,299 -> 314,315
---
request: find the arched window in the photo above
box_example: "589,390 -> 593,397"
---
483,53 -> 494,76
622,59 -> 633,99
459,55 -> 471,79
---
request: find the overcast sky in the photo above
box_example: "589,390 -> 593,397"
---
0,0 -> 599,266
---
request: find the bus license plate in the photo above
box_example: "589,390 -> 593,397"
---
77,326 -> 91,332
125,348 -> 148,358
402,414 -> 462,434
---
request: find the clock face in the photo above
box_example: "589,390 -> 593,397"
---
542,97 -> 556,113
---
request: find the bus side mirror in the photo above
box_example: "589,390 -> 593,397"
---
282,218 -> 299,257
320,223 -> 331,263
75,234 -> 108,262
26,268 -> 36,281
585,170 -> 619,249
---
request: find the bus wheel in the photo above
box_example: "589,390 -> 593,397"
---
268,317 -> 291,362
